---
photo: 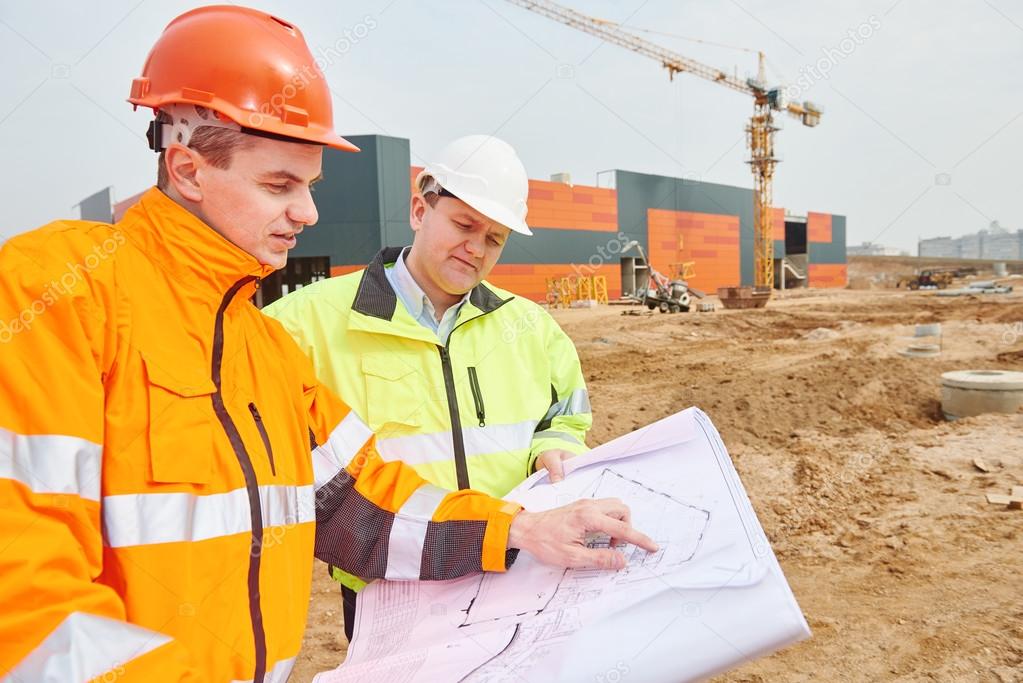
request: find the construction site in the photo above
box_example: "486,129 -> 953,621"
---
285,2 -> 1023,680
291,262 -> 1023,681
4,0 -> 1021,681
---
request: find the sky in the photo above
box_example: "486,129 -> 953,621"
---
2,0 -> 1021,253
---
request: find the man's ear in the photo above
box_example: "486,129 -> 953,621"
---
409,193 -> 428,234
164,143 -> 204,203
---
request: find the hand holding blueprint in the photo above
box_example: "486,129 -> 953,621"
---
314,407 -> 810,683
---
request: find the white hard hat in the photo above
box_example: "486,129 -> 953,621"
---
415,135 -> 532,236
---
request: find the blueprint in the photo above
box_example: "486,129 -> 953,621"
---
313,408 -> 810,683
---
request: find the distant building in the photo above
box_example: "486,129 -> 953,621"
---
918,236 -> 959,258
847,242 -> 908,257
919,221 -> 1022,260
76,187 -> 113,223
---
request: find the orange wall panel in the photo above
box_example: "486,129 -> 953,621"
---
647,208 -> 741,293
807,212 -> 832,243
525,183 -> 619,231
772,207 -> 785,241
413,166 -> 618,232
808,264 -> 847,289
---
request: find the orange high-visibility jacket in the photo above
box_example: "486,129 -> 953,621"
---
0,188 -> 521,682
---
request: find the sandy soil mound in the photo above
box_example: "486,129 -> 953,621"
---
292,288 -> 1023,682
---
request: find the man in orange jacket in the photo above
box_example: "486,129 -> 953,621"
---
0,6 -> 654,682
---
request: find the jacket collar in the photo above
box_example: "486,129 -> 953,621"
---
353,246 -> 510,322
119,187 -> 274,302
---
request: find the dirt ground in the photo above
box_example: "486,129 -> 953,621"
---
292,281 -> 1023,682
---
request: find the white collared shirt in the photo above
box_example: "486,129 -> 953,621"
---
384,248 -> 471,345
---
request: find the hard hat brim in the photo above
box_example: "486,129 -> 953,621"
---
454,190 -> 532,236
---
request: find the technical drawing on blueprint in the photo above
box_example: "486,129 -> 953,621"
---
461,468 -> 711,682
314,408 -> 810,683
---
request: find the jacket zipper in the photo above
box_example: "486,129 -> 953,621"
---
435,304 -> 512,491
467,367 -> 486,427
249,402 -> 277,476
210,275 -> 268,681
437,346 -> 470,490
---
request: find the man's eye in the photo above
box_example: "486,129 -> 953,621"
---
488,237 -> 503,247
265,183 -> 288,193
455,222 -> 471,229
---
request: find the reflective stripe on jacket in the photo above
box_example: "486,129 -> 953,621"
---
0,189 -> 520,682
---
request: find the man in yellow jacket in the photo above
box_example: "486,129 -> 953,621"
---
264,135 -> 594,638
0,7 -> 654,682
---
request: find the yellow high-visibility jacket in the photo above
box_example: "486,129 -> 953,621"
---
0,189 -> 520,682
265,248 -> 591,592
264,247 -> 592,500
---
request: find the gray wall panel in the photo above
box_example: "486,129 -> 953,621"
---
809,240 -> 846,264
379,136 -> 415,249
78,187 -> 112,223
808,214 -> 847,264
292,221 -> 381,265
500,228 -> 627,265
293,135 -> 416,265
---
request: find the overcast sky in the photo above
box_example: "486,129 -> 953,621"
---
2,0 -> 1021,253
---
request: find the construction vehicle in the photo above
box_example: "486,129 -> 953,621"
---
718,286 -> 770,309
898,268 -> 957,290
622,240 -> 699,313
504,0 -> 823,297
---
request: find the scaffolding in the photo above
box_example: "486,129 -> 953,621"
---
545,275 -> 609,308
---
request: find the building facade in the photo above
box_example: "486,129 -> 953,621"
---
919,222 -> 1022,261
90,134 -> 848,304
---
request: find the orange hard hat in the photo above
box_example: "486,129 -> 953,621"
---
128,5 -> 358,152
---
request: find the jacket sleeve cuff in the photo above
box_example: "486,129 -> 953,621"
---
481,502 -> 522,572
527,434 -> 589,473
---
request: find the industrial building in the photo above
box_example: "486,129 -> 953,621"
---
918,221 -> 1022,260
848,242 -> 909,257
82,134 -> 847,305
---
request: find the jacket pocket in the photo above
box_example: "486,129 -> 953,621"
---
248,402 -> 277,477
143,353 -> 217,485
467,367 -> 486,428
361,353 -> 424,433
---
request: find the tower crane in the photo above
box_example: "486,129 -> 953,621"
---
504,0 -> 822,291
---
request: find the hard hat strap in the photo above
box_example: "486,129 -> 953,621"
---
420,175 -> 460,201
147,103 -> 242,152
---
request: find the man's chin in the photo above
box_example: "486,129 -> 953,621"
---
440,272 -> 478,294
260,253 -> 288,271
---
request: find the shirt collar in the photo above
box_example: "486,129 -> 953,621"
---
391,247 -> 471,324
351,246 -> 512,322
